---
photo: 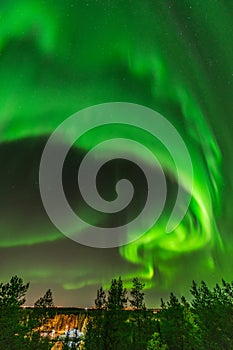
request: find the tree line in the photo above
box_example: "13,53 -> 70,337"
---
2,275 -> 233,349
85,276 -> 155,350
85,277 -> 233,350
0,275 -> 55,350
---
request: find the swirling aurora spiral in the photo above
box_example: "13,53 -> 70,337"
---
0,0 -> 231,303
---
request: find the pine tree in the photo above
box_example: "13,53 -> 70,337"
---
190,279 -> 233,349
0,276 -> 29,349
105,277 -> 129,348
95,286 -> 106,309
34,289 -> 55,308
159,292 -> 200,350
107,276 -> 127,310
129,277 -> 145,310
86,277 -> 130,349
130,277 -> 157,350
33,288 -> 55,344
0,275 -> 29,307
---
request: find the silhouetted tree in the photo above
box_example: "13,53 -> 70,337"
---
85,277 -> 130,350
190,279 -> 233,349
95,286 -> 106,309
129,277 -> 145,310
0,275 -> 29,307
129,277 -> 152,350
159,292 -> 200,350
34,289 -> 55,308
0,276 -> 29,349
107,276 -> 127,310
0,275 -> 52,349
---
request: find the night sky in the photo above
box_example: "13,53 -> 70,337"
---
0,0 -> 233,307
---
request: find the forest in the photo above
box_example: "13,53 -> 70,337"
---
1,276 -> 233,349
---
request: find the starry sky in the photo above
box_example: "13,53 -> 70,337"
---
0,0 -> 233,307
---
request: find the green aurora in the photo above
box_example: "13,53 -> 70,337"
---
0,0 -> 232,306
